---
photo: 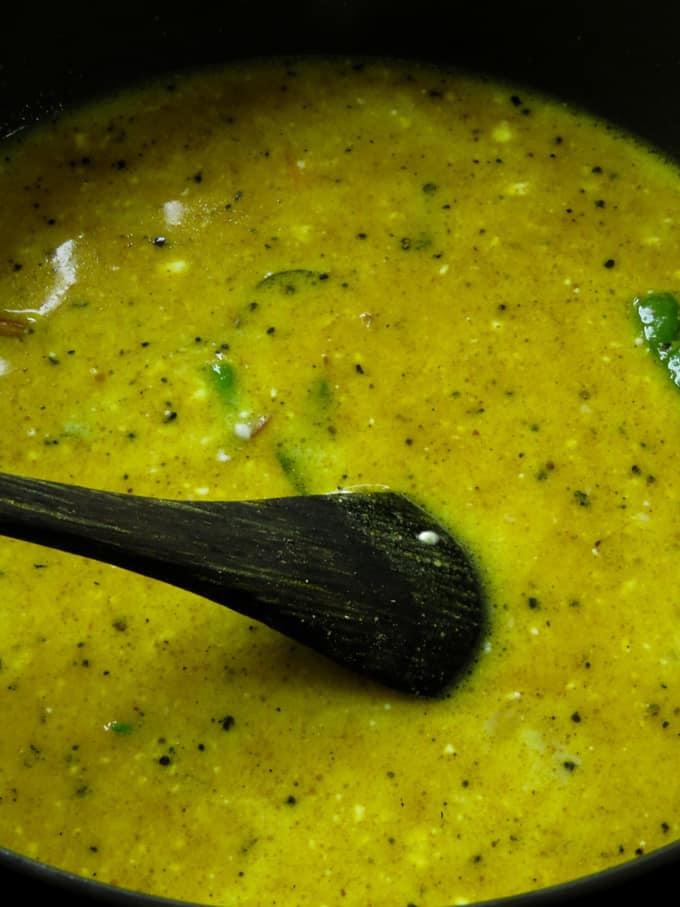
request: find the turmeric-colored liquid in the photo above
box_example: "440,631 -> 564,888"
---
0,58 -> 679,906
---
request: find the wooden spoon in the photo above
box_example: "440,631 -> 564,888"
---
0,473 -> 485,696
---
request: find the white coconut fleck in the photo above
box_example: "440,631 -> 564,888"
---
162,259 -> 188,275
439,263 -> 449,275
0,357 -> 11,377
234,422 -> 252,440
296,159 -> 306,169
633,511 -> 650,522
195,487 -> 210,496
507,181 -> 530,195
163,199 -> 184,226
354,804 -> 365,821
492,121 -> 513,142
417,530 -> 440,545
216,448 -> 231,463
443,743 -> 456,755
19,237 -> 80,317
292,223 -> 312,241
530,627 -> 540,636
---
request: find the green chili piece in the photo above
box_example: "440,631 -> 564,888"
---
665,343 -> 680,387
633,292 -> 680,354
275,447 -> 308,495
256,269 -> 329,294
309,376 -> 332,409
632,291 -> 680,390
208,360 -> 238,407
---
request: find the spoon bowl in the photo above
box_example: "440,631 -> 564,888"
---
0,473 -> 485,696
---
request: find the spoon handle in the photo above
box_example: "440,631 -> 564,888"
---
0,472 -> 484,695
0,471 -> 340,621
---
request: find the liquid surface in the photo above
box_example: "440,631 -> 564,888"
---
1,58 -> 680,906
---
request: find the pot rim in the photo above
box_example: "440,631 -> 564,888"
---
2,834 -> 679,906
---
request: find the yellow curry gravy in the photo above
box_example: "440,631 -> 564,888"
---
0,57 -> 679,906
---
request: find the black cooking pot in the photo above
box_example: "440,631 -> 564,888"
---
1,1 -> 678,904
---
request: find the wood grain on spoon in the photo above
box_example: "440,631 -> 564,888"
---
0,473 -> 485,696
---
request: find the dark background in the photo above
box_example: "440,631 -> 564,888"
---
0,1 -> 678,904
2,0 -> 680,153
